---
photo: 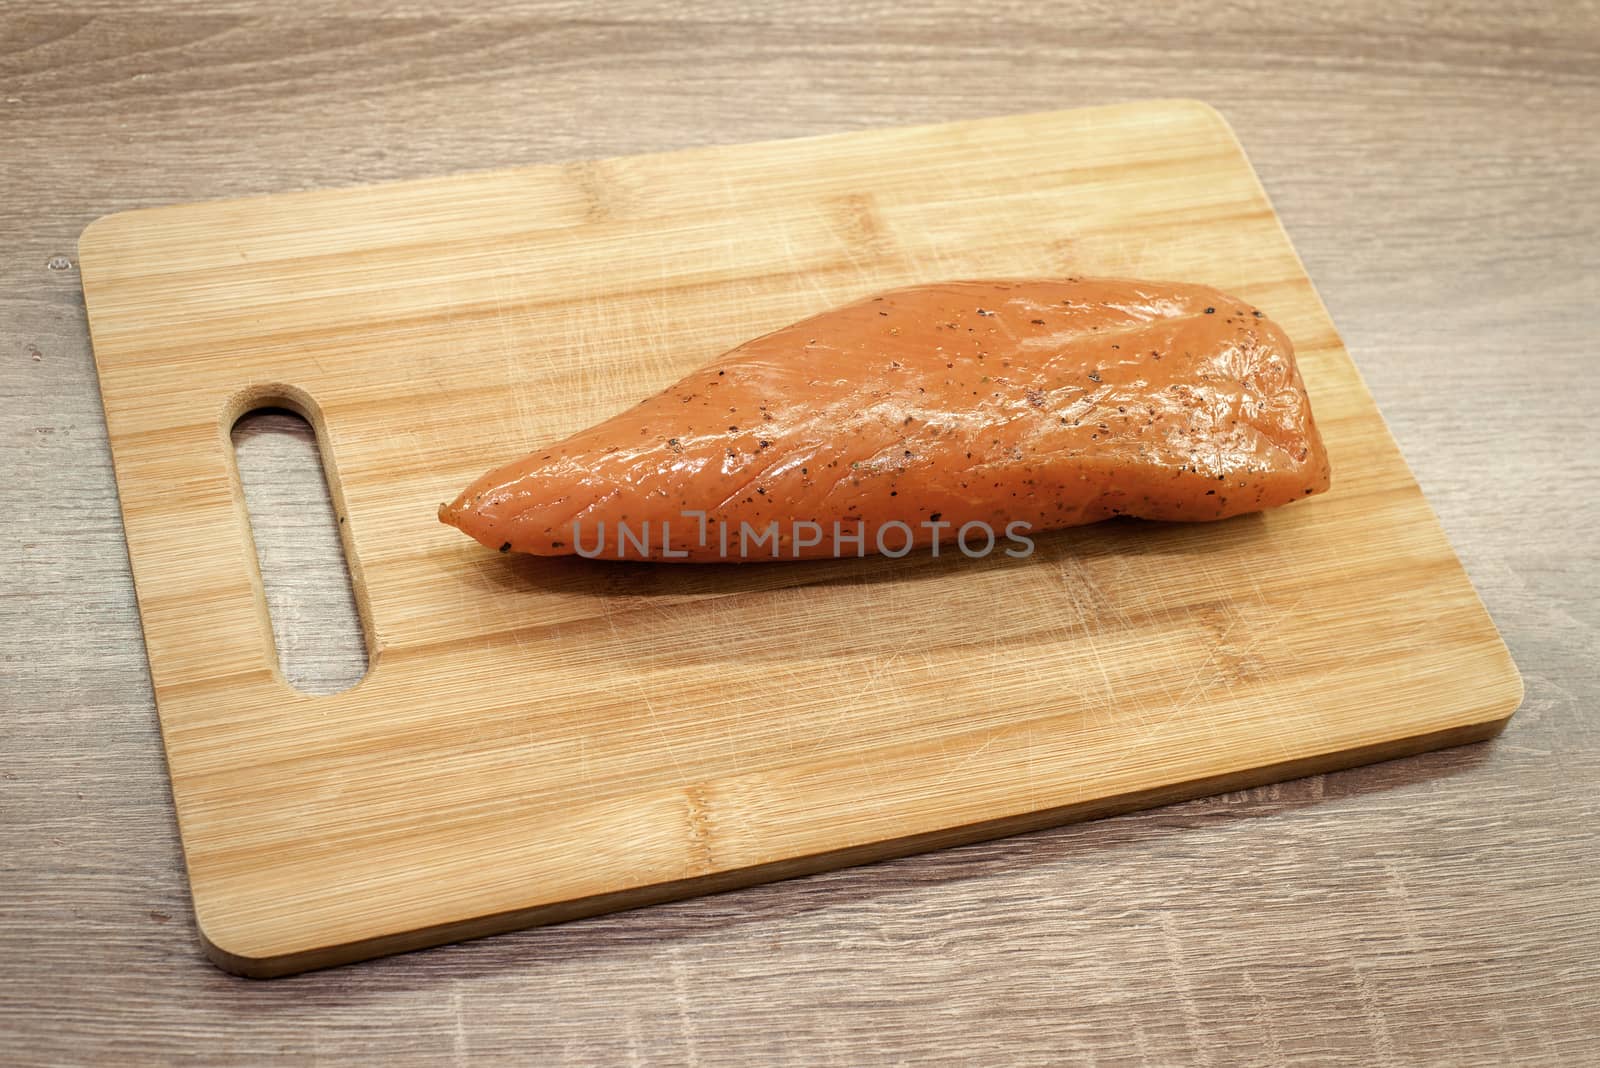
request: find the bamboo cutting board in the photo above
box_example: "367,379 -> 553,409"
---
80,100 -> 1521,977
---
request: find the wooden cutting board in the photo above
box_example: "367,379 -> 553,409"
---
80,99 -> 1521,978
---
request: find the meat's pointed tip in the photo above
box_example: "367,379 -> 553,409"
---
440,490 -> 514,554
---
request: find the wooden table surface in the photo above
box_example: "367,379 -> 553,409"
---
3,2 -> 1596,1063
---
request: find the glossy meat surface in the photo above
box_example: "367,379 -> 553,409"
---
440,279 -> 1331,561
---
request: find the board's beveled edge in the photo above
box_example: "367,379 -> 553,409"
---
199,706 -> 1518,979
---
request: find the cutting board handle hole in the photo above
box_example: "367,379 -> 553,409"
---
230,405 -> 369,695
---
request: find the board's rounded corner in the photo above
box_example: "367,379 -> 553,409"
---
194,911 -> 298,980
1164,98 -> 1241,140
1486,661 -> 1526,734
77,209 -> 137,267
1453,655 -> 1525,745
1473,633 -> 1526,736
196,928 -> 270,980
